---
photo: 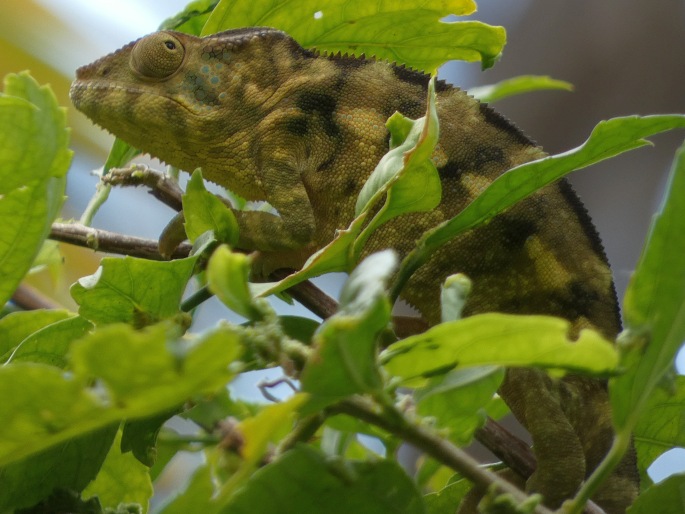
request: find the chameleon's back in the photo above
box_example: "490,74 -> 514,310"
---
70,28 -> 637,511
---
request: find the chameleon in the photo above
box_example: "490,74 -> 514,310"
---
70,28 -> 638,511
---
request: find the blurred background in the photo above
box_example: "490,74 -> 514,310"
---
1,0 -> 683,491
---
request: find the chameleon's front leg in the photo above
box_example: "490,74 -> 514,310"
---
235,158 -> 315,252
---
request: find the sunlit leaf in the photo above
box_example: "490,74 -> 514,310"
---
71,254 -> 198,326
626,473 -> 685,514
0,72 -> 70,305
203,0 -> 504,71
382,314 -> 617,384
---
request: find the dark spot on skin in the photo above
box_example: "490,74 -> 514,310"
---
496,215 -> 538,249
437,159 -> 466,179
391,65 -> 430,90
296,92 -> 339,137
285,117 -> 309,136
344,179 -> 357,195
397,99 -> 424,117
478,102 -> 536,147
316,154 -> 337,173
567,280 -> 600,318
472,145 -> 505,168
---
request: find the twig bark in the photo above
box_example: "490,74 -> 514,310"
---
333,396 -> 555,514
50,223 -> 192,260
103,165 -> 184,211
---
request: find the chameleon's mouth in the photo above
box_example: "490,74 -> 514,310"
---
69,79 -> 199,118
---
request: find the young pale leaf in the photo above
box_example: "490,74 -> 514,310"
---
469,75 -> 573,104
203,0 -> 504,71
300,252 -> 394,403
71,324 -> 240,413
381,314 -> 617,384
82,429 -> 153,513
626,473 -> 685,514
0,425 -> 117,512
71,254 -> 198,326
611,140 -> 685,430
207,245 -> 264,320
393,115 -> 685,298
0,309 -> 74,360
0,364 -> 107,467
6,315 -> 93,368
415,367 -> 504,446
0,323 -> 241,467
633,376 -> 685,480
0,73 -> 70,306
183,170 -> 239,245
220,445 -> 425,514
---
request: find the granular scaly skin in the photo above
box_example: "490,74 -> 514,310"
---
70,28 -> 637,511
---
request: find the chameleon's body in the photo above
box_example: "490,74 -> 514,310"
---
70,28 -> 637,511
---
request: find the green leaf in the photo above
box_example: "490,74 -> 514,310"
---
424,479 -> 472,514
6,315 -> 93,368
0,72 -> 71,193
220,445 -> 425,513
381,314 -> 618,384
183,170 -> 239,245
0,424 -> 117,512
469,75 -> 573,104
121,409 -> 177,467
0,309 -> 73,361
626,473 -> 685,514
611,139 -> 685,430
393,115 -> 685,297
300,252 -> 394,403
161,0 -> 220,33
633,376 -> 685,481
203,0 -> 504,71
207,245 -> 264,320
416,367 -> 504,445
71,254 -> 198,326
0,323 -> 241,467
103,137 -> 140,173
0,72 -> 70,305
83,429 -> 153,514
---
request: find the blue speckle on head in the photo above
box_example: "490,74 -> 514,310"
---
201,65 -> 210,74
214,63 -> 224,70
211,76 -> 220,84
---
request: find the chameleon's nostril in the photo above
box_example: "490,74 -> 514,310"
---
100,66 -> 111,77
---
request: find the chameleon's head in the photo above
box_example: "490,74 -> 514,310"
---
70,28 -> 303,176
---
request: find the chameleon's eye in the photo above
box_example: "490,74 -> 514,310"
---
130,32 -> 185,79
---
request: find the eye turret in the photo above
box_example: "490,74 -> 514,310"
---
130,32 -> 185,79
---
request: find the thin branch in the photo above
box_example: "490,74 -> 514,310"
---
11,284 -> 61,310
103,165 -> 184,211
50,223 -> 193,260
476,418 -> 536,479
332,396 -> 555,514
